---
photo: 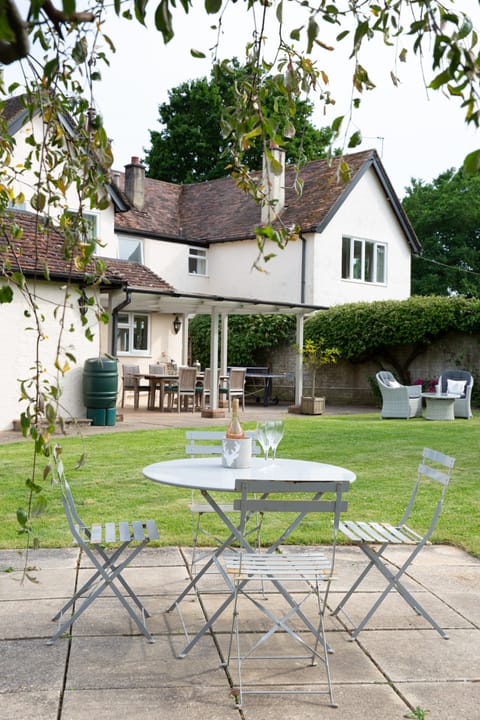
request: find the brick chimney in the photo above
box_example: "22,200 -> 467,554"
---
124,156 -> 145,210
261,145 -> 286,225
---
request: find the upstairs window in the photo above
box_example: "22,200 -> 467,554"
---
342,236 -> 386,284
65,210 -> 98,245
117,312 -> 150,355
119,236 -> 144,263
188,247 -> 207,275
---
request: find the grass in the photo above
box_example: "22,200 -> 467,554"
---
1,412 -> 479,556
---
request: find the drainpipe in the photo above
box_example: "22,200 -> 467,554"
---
111,289 -> 132,356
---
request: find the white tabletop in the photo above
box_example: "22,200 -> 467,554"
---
421,393 -> 460,400
142,457 -> 356,492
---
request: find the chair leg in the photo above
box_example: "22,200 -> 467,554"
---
48,541 -> 154,645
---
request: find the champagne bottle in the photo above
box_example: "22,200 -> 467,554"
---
225,398 -> 245,439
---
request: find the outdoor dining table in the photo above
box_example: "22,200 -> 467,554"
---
138,373 -> 180,410
142,456 -> 356,656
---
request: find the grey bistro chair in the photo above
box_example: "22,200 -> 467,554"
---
48,478 -> 159,645
186,430 -> 261,569
223,477 -> 350,709
332,447 -> 455,640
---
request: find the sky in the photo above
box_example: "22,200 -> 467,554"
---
5,1 -> 480,198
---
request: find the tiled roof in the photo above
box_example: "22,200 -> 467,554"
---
114,176 -> 182,238
0,210 -> 173,291
114,149 -> 418,251
3,95 -> 26,124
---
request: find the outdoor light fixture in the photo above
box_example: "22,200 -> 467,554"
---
78,288 -> 88,317
173,315 -> 182,334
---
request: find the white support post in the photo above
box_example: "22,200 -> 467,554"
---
220,314 -> 228,375
181,314 -> 188,365
210,307 -> 220,409
295,315 -> 304,405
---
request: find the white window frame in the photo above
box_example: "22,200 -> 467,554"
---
66,210 -> 98,245
65,209 -> 104,256
188,247 -> 208,276
119,235 -> 144,263
342,236 -> 386,284
116,312 -> 151,356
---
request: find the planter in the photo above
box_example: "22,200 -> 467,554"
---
301,396 -> 325,415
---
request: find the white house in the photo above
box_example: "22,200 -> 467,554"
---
0,96 -> 420,430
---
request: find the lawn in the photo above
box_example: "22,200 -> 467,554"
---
1,413 -> 479,556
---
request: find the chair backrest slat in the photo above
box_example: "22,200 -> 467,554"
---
400,447 -> 455,529
178,366 -> 197,391
233,479 -> 350,518
229,367 -> 246,391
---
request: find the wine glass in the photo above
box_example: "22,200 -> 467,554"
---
255,421 -> 270,461
266,420 -> 284,461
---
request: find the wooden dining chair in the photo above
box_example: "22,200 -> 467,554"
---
169,366 -> 198,412
219,367 -> 246,411
222,478 -> 350,709
121,364 -> 150,409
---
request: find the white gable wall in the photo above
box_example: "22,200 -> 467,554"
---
305,167 -> 412,306
0,281 -> 102,430
10,114 -> 117,257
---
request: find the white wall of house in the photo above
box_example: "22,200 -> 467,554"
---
0,281 -> 102,431
305,168 -> 412,306
11,114 -> 117,255
132,166 -> 412,309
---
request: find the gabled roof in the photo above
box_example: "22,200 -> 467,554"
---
114,149 -> 420,253
2,96 -> 130,213
0,210 -> 173,291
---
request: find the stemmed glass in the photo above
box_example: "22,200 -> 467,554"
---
266,420 -> 284,461
255,421 -> 270,461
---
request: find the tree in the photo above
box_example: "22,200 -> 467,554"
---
403,169 -> 480,297
2,0 -> 480,555
145,62 -> 336,183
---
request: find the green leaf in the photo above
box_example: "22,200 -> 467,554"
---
154,0 -> 174,43
276,1 -> 283,23
348,130 -> 362,148
458,16 -> 473,40
26,478 -> 43,493
307,16 -> 319,54
16,508 -> 29,529
429,69 -> 452,90
190,48 -> 206,58
0,286 -> 13,303
205,0 -> 222,14
463,149 -> 480,176
331,115 -> 344,133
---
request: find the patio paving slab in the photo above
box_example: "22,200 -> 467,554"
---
0,544 -> 479,720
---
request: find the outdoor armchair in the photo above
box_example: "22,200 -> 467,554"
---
438,369 -> 474,419
376,371 -> 422,419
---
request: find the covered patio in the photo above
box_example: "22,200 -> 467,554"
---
109,287 -> 328,414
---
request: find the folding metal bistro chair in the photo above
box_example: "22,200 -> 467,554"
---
48,479 -> 159,645
222,478 -> 350,709
331,447 -> 455,640
186,430 -> 261,570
